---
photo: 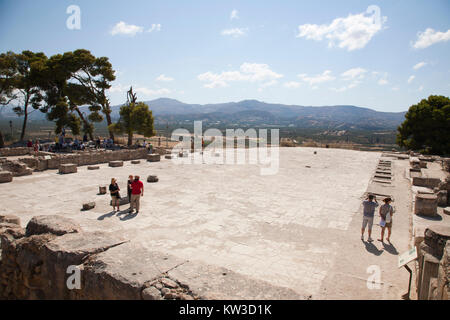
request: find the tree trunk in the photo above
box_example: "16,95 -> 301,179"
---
0,130 -> 4,148
127,132 -> 133,146
74,106 -> 94,141
20,96 -> 30,142
105,112 -> 115,141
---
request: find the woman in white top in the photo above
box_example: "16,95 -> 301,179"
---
378,197 -> 394,242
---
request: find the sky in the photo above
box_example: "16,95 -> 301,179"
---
0,0 -> 449,112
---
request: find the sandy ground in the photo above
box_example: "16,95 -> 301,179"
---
1,147 -> 416,299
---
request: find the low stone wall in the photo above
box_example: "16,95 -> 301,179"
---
0,147 -> 33,157
412,177 -> 442,189
0,215 -> 303,300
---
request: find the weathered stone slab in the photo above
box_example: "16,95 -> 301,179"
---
147,154 -> 160,162
81,242 -> 185,299
131,160 -> 141,164
413,177 -> 442,189
165,155 -> 173,159
0,215 -> 21,226
424,226 -> 450,260
82,202 -> 95,211
109,160 -> 123,167
414,194 -> 438,217
59,163 -> 77,174
168,261 -> 306,299
147,175 -> 159,183
87,165 -> 100,170
0,171 -> 13,183
26,215 -> 82,237
444,207 -> 450,215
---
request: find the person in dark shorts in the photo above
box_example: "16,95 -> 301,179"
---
127,175 -> 134,203
109,178 -> 121,212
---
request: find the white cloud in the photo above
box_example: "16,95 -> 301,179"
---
407,75 -> 415,84
198,63 -> 283,88
413,28 -> 450,49
413,62 -> 427,70
296,6 -> 387,51
341,67 -> 367,80
111,21 -> 144,36
298,70 -> 335,86
147,24 -> 161,33
221,28 -> 247,37
156,74 -> 174,82
330,80 -> 360,92
284,81 -> 302,88
230,9 -> 239,20
378,78 -> 388,85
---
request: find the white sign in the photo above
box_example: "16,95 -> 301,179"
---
398,247 -> 417,268
44,155 -> 51,160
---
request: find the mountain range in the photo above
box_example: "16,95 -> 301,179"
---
0,98 -> 407,131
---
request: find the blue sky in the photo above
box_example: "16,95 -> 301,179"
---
0,0 -> 449,112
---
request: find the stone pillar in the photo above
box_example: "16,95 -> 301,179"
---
0,171 -> 13,183
414,194 -> 438,217
108,161 -> 123,167
147,154 -> 161,162
58,163 -> 77,174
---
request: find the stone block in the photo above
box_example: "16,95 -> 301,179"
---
413,177 -> 442,189
0,215 -> 21,226
147,154 -> 160,162
424,226 -> 450,260
414,194 -> 438,217
26,215 -> 82,237
87,165 -> 100,170
436,190 -> 447,207
418,253 -> 440,300
147,175 -> 159,183
0,171 -> 13,183
109,161 -> 123,167
59,163 -> 77,174
82,202 -> 96,211
165,155 -> 173,159
131,160 -> 140,164
444,207 -> 450,215
99,186 -> 107,195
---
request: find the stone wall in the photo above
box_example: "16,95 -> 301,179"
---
0,215 -> 303,300
0,147 -> 33,157
0,149 -> 149,176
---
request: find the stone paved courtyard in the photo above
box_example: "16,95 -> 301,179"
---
1,147 -> 404,298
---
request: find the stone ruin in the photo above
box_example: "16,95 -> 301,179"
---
416,226 -> 450,300
0,215 -> 303,300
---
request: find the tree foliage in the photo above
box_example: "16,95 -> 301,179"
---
110,87 -> 155,146
397,95 -> 450,155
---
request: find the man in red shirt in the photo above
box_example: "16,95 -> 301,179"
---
129,175 -> 144,214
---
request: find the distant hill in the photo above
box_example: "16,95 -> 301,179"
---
111,98 -> 406,130
0,98 -> 407,131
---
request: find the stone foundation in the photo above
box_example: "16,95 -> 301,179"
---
0,215 -> 303,300
59,164 -> 77,174
414,194 -> 438,217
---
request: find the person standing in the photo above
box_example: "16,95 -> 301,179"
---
127,175 -> 134,202
129,175 -> 144,214
361,194 -> 379,242
378,197 -> 394,242
109,178 -> 121,212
